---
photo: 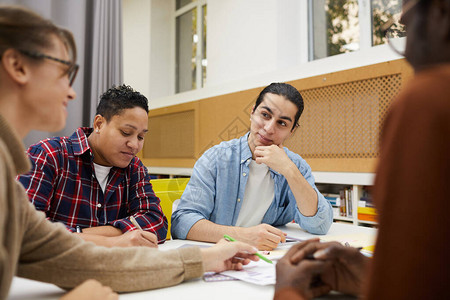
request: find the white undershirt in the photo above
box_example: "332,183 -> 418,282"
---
235,160 -> 275,227
93,163 -> 112,193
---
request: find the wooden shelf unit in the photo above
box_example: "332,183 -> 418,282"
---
147,167 -> 378,227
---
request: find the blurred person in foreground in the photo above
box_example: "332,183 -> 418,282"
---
274,0 -> 450,299
0,5 -> 258,300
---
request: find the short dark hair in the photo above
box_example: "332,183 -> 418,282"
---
253,82 -> 304,131
96,84 -> 149,121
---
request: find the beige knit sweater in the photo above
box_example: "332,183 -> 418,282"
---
0,115 -> 204,299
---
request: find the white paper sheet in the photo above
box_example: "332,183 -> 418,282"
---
220,260 -> 276,285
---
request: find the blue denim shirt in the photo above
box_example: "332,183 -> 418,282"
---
171,133 -> 333,239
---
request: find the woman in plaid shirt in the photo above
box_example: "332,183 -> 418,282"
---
18,84 -> 168,248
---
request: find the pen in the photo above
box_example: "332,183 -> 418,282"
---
285,236 -> 304,243
130,216 -> 143,230
305,246 -> 363,260
223,234 -> 273,264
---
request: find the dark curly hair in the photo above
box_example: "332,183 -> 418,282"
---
96,84 -> 149,121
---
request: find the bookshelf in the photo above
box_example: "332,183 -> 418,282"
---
147,168 -> 378,227
314,172 -> 377,227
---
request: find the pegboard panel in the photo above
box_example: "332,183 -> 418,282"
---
143,110 -> 195,159
141,59 -> 413,172
285,74 -> 402,160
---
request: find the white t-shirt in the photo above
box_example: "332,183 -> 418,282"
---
235,160 -> 275,227
93,163 -> 112,193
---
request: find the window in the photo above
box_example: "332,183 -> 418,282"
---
309,0 -> 360,60
371,0 -> 403,46
308,0 -> 404,61
175,0 -> 207,93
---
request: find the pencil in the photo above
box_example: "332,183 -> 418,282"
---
223,234 -> 273,264
130,216 -> 143,230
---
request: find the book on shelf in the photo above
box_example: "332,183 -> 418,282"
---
337,188 -> 353,218
346,188 -> 353,217
357,207 -> 377,222
323,193 -> 340,219
323,193 -> 339,206
339,190 -> 346,216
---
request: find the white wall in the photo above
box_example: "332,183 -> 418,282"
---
149,0 -> 174,99
122,0 -> 151,98
207,0 -> 308,87
122,0 -> 404,110
123,0 -> 174,101
207,0 -> 278,86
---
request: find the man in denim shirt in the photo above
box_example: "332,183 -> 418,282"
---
172,83 -> 333,250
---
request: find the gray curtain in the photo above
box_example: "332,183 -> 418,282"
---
0,0 -> 123,147
84,0 -> 123,126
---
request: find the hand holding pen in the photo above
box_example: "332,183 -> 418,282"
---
119,215 -> 159,248
235,223 -> 287,250
130,216 -> 143,230
224,234 -> 273,264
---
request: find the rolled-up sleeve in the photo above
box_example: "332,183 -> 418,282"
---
294,189 -> 333,235
293,158 -> 333,235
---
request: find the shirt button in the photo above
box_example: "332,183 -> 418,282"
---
97,203 -> 102,208
243,173 -> 247,177
237,198 -> 241,202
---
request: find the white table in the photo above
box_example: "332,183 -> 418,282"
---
8,223 -> 375,299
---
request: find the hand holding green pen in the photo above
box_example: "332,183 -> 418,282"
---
223,234 -> 273,264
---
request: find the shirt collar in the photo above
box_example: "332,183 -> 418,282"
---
69,127 -> 93,156
239,132 -> 253,166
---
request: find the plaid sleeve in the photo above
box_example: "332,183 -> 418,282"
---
17,146 -> 55,211
110,159 -> 168,242
16,144 -> 76,232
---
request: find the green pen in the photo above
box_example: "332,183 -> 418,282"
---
223,234 -> 273,264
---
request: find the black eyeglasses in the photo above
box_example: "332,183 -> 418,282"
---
381,0 -> 419,56
19,49 -> 79,86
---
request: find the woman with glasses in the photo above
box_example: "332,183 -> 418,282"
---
0,5 -> 115,300
274,0 -> 450,299
0,5 -> 259,300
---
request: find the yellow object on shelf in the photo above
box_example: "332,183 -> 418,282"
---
151,178 -> 190,240
357,207 -> 376,215
357,207 -> 377,222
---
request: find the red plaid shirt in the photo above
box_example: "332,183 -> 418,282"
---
17,127 -> 168,242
